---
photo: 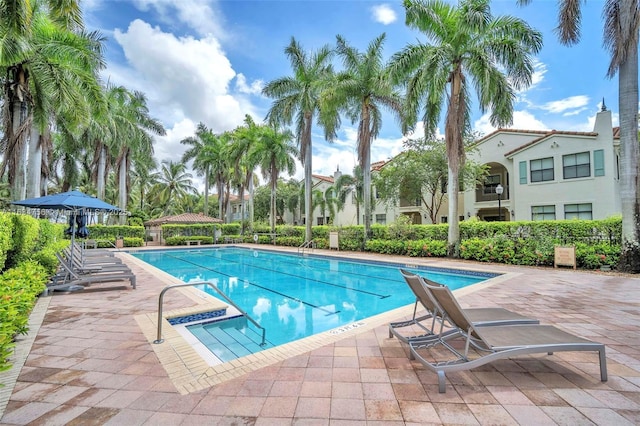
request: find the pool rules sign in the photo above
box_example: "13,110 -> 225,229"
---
554,246 -> 576,270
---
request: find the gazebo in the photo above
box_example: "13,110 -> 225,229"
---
143,213 -> 223,245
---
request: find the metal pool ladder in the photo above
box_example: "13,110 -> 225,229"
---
153,281 -> 266,346
298,240 -> 315,255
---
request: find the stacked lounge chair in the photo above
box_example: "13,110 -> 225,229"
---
46,247 -> 136,293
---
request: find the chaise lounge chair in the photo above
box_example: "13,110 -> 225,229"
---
409,278 -> 607,393
390,269 -> 539,343
48,254 -> 136,293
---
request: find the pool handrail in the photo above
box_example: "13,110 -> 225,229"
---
154,281 -> 266,346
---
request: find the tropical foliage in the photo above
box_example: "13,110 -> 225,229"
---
1,1 -> 635,272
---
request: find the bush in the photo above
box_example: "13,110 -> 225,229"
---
6,214 -> 40,269
0,261 -> 48,372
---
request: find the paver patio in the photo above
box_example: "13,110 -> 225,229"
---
1,245 -> 639,425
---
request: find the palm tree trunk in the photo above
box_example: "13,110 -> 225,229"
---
303,118 -> 313,242
118,155 -> 127,224
248,173 -> 255,228
203,164 -> 209,216
11,99 -> 28,201
445,66 -> 466,257
618,44 -> 640,272
96,144 -> 107,224
270,173 -> 277,233
26,126 -> 42,198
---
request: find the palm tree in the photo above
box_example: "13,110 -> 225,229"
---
155,161 -> 197,215
0,1 -> 105,200
313,187 -> 338,225
262,37 -> 337,242
111,89 -> 165,217
517,0 -> 639,271
181,122 -> 217,216
228,115 -> 261,231
389,0 -> 542,256
325,34 -> 403,241
130,151 -> 159,212
333,166 -> 365,225
250,125 -> 297,233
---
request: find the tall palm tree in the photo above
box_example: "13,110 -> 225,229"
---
130,149 -> 159,212
154,161 -> 197,215
228,115 -> 261,231
0,1 -> 104,200
262,37 -> 337,242
181,122 -> 217,216
111,89 -> 165,217
250,125 -> 297,233
518,0 -> 639,271
325,34 -> 403,241
389,0 -> 542,256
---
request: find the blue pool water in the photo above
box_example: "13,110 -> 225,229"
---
132,247 -> 496,361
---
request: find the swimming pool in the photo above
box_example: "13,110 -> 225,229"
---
132,247 -> 496,362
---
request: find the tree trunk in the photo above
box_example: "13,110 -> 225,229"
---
203,164 -> 209,216
248,173 -> 255,228
445,66 -> 466,257
97,144 -> 106,224
270,170 -> 277,233
617,43 -> 640,272
446,166 -> 460,256
118,155 -> 127,224
26,126 -> 42,198
303,115 -> 313,242
11,99 -> 27,201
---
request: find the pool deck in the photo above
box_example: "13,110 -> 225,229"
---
1,244 -> 639,425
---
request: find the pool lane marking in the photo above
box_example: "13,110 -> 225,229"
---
232,249 -> 401,288
164,253 -> 340,316
197,251 -> 392,299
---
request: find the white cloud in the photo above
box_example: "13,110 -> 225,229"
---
235,73 -> 264,95
153,118 -> 197,163
113,19 -> 252,133
529,59 -> 547,91
474,110 -> 548,135
541,95 -> 590,114
371,4 -> 397,25
131,0 -> 223,38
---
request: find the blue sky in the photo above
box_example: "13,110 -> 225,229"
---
83,0 -> 619,182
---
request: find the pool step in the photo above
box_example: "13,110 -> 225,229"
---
188,316 -> 271,362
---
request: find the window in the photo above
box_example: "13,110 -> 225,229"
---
441,216 -> 448,224
483,174 -> 500,194
414,198 -> 421,207
563,152 -> 590,179
531,205 -> 556,221
530,157 -> 554,182
375,214 -> 386,224
317,217 -> 324,225
564,203 -> 592,220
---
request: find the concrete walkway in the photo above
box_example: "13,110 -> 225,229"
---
1,246 -> 639,425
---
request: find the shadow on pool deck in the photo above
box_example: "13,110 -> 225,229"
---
1,245 -> 639,425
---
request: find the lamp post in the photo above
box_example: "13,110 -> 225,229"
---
495,184 -> 504,221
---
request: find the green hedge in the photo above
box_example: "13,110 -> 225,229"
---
0,261 -> 49,373
86,224 -> 144,239
0,213 -> 13,271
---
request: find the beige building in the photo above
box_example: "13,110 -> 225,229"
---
229,108 -> 620,227
464,107 -> 620,222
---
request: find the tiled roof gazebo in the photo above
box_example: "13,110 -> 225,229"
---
144,213 -> 222,244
